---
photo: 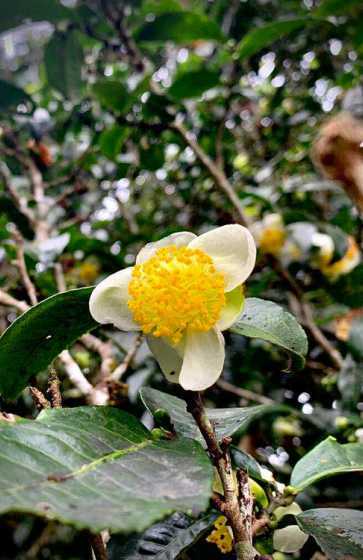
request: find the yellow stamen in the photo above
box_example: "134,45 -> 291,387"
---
259,227 -> 286,256
127,245 -> 225,343
207,516 -> 233,554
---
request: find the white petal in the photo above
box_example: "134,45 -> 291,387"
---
179,328 -> 225,391
147,336 -> 182,384
217,285 -> 244,331
136,231 -> 197,264
189,224 -> 256,291
89,268 -> 139,331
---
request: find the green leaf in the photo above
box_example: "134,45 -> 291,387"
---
0,0 -> 70,33
140,387 -> 287,443
92,80 -> 130,114
0,288 -> 97,399
99,125 -> 129,160
313,0 -> 362,16
290,436 -> 363,491
297,508 -> 363,560
135,12 -> 224,43
168,69 -> 220,100
230,298 -> 308,369
0,80 -> 32,111
0,406 -> 212,532
231,447 -> 273,484
44,31 -> 83,99
237,19 -> 307,60
108,512 -> 218,559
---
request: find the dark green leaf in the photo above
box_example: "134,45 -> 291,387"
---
313,0 -> 362,16
297,508 -> 363,560
230,298 -> 308,369
140,387 -> 288,443
231,447 -> 272,484
99,125 -> 129,160
140,144 -> 165,171
44,31 -> 83,99
0,0 -> 70,33
168,69 -> 220,100
135,12 -> 224,43
290,437 -> 363,491
108,512 -> 217,559
92,80 -> 130,114
0,406 -> 212,532
237,19 -> 308,60
0,80 -> 32,111
0,288 -> 97,399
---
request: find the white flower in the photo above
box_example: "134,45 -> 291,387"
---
89,225 -> 256,391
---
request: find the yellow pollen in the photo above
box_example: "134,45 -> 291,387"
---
127,245 -> 225,343
259,227 -> 286,256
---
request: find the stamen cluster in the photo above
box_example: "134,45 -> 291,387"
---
128,245 -> 225,344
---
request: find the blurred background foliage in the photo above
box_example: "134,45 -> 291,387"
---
0,0 -> 362,558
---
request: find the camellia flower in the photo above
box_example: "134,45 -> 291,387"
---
89,225 -> 256,391
251,213 -> 286,256
312,233 -> 360,280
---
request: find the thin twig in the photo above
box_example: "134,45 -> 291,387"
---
172,121 -> 250,227
0,288 -> 29,313
58,350 -> 93,396
12,227 -> 38,305
184,391 -> 257,560
217,379 -> 276,405
89,532 -> 108,560
54,262 -> 66,292
109,333 -> 144,382
0,161 -> 37,228
48,369 -> 62,408
29,387 -> 50,410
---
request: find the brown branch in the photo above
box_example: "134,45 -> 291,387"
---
12,227 -> 38,306
0,161 -> 37,228
217,379 -> 276,406
272,258 -> 343,370
88,532 -> 108,560
172,121 -> 250,227
48,369 -> 62,408
184,391 -> 257,560
29,387 -> 50,410
109,333 -> 143,382
0,288 -> 29,313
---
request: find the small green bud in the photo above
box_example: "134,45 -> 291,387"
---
335,416 -> 349,429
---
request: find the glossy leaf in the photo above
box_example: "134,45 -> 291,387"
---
168,69 -> 220,100
140,387 -> 288,443
108,512 -> 217,559
0,80 -> 32,110
297,508 -> 363,559
237,19 -> 307,60
0,407 -> 212,532
135,12 -> 224,43
92,80 -> 130,113
230,298 -> 308,369
231,447 -> 273,484
0,288 -> 97,399
290,436 -> 363,490
1,0 -> 70,33
99,125 -> 129,160
44,31 -> 83,99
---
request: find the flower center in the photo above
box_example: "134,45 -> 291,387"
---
259,227 -> 286,255
127,245 -> 225,344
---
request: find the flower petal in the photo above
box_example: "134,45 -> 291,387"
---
147,336 -> 182,384
179,328 -> 225,391
189,224 -> 256,291
136,231 -> 197,264
89,268 -> 139,331
217,285 -> 244,331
